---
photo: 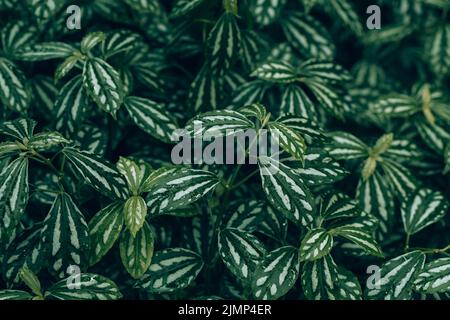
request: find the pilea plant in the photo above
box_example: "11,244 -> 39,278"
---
0,0 -> 449,301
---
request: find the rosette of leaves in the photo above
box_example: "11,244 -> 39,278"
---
0,0 -> 449,301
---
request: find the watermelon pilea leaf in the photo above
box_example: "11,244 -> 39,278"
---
0,0 -> 449,302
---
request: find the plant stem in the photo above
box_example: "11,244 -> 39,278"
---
228,168 -> 259,191
404,233 -> 411,252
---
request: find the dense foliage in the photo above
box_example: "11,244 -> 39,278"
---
0,0 -> 449,300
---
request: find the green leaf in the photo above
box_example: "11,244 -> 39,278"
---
251,246 -> 299,300
0,141 -> 20,158
55,54 -> 82,82
327,131 -> 368,160
281,12 -> 335,60
18,266 -> 42,297
26,0 -> 66,23
40,193 -> 90,278
131,62 -> 165,93
170,0 -> 206,18
185,109 -> 254,138
218,228 -> 266,282
379,159 -> 417,200
19,267 -> 42,296
250,0 -> 285,26
328,0 -> 363,36
332,221 -> 384,257
268,121 -> 306,162
232,80 -> 268,106
46,273 -> 122,300
0,157 -> 29,242
293,149 -> 348,186
63,147 -> 129,200
427,24 -> 450,78
123,0 -> 159,12
416,119 -> 450,154
120,221 -> 154,279
124,96 -> 178,143
81,32 -> 106,54
0,58 -> 31,113
356,171 -> 395,235
280,84 -> 317,120
319,192 -> 362,221
258,156 -> 316,227
414,258 -> 450,294
302,255 -> 362,300
238,103 -> 267,123
251,61 -> 298,83
146,168 -> 220,214
124,195 -> 147,236
299,228 -> 333,261
444,144 -> 450,174
15,42 -> 77,61
0,290 -> 33,300
188,64 -> 224,111
277,117 -> 326,142
54,76 -> 88,135
117,157 -> 143,195
28,132 -> 70,151
0,21 -> 37,56
365,251 -> 426,300
372,94 -> 420,117
206,12 -> 241,74
82,57 -> 124,114
0,118 -> 36,140
101,30 -> 142,59
299,60 -> 352,85
1,227 -> 43,285
137,248 -> 204,293
304,80 -> 344,118
226,200 -> 265,232
401,188 -> 448,235
88,202 -> 124,266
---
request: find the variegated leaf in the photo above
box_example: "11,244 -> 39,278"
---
356,171 -> 395,235
40,193 -> 90,278
0,290 -> 33,300
299,228 -> 333,261
83,57 -> 124,114
251,246 -> 299,300
268,121 -> 306,163
0,58 -> 31,113
365,251 -> 426,300
401,188 -> 448,235
124,96 -> 178,143
185,109 -> 253,138
14,42 -> 76,61
332,221 -> 384,257
123,196 -> 147,237
414,258 -> 450,294
327,131 -> 368,160
251,61 -> 298,83
258,156 -> 315,227
137,248 -> 204,293
54,75 -> 88,135
88,202 -> 124,266
63,147 -> 129,200
146,168 -> 220,214
206,12 -> 241,74
46,273 -> 122,300
218,228 -> 266,282
302,255 -> 362,300
120,221 -> 154,279
281,12 -> 335,60
0,157 -> 29,243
